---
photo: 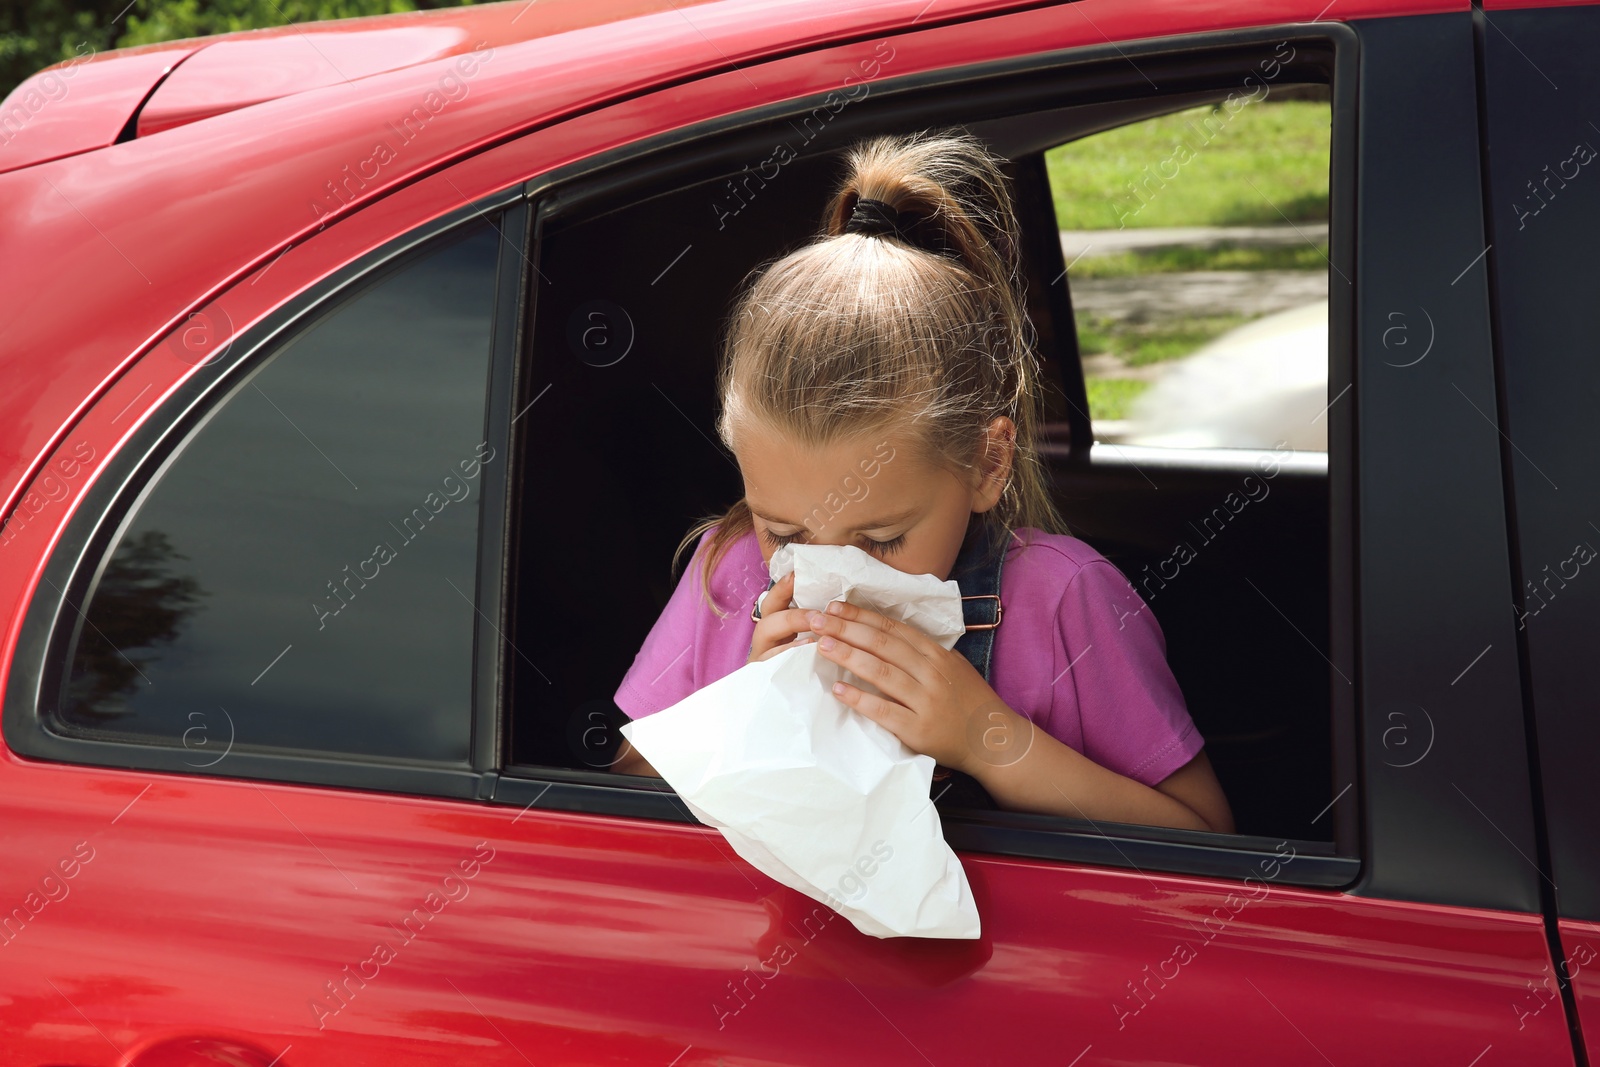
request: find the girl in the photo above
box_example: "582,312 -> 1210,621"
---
610,127 -> 1234,835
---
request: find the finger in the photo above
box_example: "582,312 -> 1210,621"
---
822,599 -> 943,664
832,679 -> 914,741
815,633 -> 924,710
758,571 -> 796,619
754,607 -> 819,651
752,604 -> 827,659
841,600 -> 959,686
809,609 -> 938,688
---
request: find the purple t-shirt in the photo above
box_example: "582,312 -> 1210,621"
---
613,525 -> 1204,787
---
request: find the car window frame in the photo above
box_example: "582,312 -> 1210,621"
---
1,190 -> 529,802
491,21 -> 1363,891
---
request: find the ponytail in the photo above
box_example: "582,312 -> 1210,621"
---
686,126 -> 1069,615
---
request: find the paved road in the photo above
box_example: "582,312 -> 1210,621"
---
1070,269 -> 1330,325
1061,222 -> 1332,324
1060,222 -> 1330,261
1062,223 -> 1332,394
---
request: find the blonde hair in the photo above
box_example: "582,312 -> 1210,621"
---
676,125 -> 1070,615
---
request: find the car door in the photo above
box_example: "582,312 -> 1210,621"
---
0,4 -> 1573,1067
0,173 -> 550,1064
480,4 -> 1569,1065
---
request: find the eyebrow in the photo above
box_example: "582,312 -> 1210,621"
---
750,505 -> 920,533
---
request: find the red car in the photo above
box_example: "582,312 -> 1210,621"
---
2,0 -> 1597,1063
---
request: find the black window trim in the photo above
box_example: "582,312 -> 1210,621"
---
493,21 -> 1362,891
1,188 -> 528,802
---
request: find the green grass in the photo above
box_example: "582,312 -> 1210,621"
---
1046,100 -> 1331,230
1078,312 -> 1253,367
1085,378 -> 1152,422
1068,242 -> 1330,279
1075,317 -> 1115,358
1056,99 -> 1329,427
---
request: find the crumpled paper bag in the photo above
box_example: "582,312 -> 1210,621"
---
620,541 -> 981,939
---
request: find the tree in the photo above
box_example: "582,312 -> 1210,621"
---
60,529 -> 205,722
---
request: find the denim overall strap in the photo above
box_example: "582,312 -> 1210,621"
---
932,517 -> 1007,811
948,517 -> 1006,680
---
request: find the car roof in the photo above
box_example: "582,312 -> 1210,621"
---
0,0 -> 1456,538
0,0 -> 736,173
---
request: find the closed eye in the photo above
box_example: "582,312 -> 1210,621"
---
760,528 -> 804,550
866,532 -> 906,556
760,528 -> 906,556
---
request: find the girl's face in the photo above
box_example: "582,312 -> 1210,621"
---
734,417 -> 1014,582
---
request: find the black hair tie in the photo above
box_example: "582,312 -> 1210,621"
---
844,195 -> 955,258
845,196 -> 905,238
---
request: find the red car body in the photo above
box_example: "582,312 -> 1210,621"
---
2,0 -> 1598,1064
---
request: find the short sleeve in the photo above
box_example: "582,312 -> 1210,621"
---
1057,559 -> 1203,787
613,527 -> 763,719
613,533 -> 714,719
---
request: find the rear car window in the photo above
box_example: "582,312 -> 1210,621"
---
54,222 -> 500,763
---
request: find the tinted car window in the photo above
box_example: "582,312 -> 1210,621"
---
56,221 -> 501,764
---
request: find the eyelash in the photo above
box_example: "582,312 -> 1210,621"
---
761,528 -> 907,556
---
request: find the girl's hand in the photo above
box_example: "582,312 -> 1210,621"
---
804,598 -> 1232,834
807,600 -> 1011,773
747,571 -> 817,664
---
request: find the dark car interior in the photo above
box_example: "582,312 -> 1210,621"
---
504,80 -> 1336,844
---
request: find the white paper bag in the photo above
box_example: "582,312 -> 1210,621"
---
620,542 -> 981,939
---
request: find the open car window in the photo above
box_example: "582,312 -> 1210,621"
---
497,33 -> 1355,889
1044,84 -> 1333,452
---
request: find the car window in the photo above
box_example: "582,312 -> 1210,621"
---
53,221 -> 501,764
1045,84 -> 1333,451
499,40 -> 1353,883
502,158 -> 827,769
